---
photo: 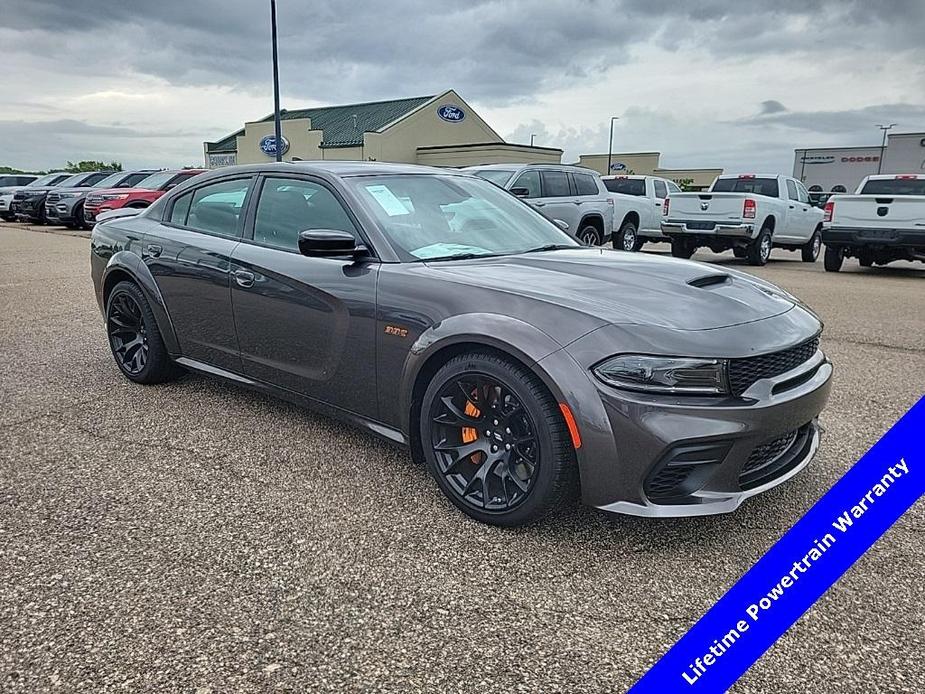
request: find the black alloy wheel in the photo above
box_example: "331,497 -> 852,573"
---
106,281 -> 179,384
421,352 -> 576,526
108,291 -> 149,375
578,225 -> 603,246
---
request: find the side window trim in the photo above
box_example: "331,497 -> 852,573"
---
162,174 -> 256,239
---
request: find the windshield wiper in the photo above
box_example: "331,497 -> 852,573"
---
420,252 -> 500,262
521,244 -> 576,254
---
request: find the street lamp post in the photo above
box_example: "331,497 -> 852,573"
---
607,117 -> 619,174
530,133 -> 536,147
270,0 -> 283,162
876,123 -> 896,174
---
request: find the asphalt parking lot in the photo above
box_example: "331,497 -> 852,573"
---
0,222 -> 922,693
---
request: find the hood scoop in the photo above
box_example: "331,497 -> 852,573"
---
687,273 -> 731,289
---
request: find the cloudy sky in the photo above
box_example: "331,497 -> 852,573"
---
1,0 -> 923,173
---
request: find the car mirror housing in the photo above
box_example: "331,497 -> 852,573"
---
510,187 -> 530,198
297,229 -> 365,258
553,219 -> 569,231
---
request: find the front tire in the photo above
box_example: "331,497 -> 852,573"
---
747,227 -> 773,266
420,352 -> 577,527
615,220 -> 642,252
823,245 -> 844,272
106,281 -> 180,384
802,229 -> 822,262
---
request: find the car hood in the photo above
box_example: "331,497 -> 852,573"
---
13,186 -> 58,195
95,187 -> 156,196
424,248 -> 797,331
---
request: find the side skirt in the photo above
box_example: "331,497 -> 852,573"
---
174,356 -> 408,447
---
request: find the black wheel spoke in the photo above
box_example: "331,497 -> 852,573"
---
429,371 -> 539,513
107,291 -> 148,375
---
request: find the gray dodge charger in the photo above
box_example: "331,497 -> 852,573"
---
90,162 -> 833,526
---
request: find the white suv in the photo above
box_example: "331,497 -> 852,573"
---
464,164 -> 615,245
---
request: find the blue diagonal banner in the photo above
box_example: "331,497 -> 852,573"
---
629,396 -> 925,693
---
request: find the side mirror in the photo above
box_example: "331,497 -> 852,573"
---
553,219 -> 569,231
298,229 -> 366,258
510,187 -> 530,198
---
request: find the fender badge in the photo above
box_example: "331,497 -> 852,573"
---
384,325 -> 409,338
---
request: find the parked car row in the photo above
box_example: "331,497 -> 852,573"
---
1,168 -> 206,229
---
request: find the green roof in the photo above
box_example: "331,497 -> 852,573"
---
206,94 -> 436,153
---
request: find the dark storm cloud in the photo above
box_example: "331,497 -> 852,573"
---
760,101 -> 788,115
736,103 -> 925,134
3,0 -> 922,105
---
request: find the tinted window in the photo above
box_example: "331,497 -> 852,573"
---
169,192 -> 193,225
92,172 -> 129,189
79,172 -> 111,187
603,178 -> 646,196
574,173 -> 599,196
859,178 -> 925,196
786,179 -> 798,200
540,170 -> 571,197
711,177 -> 779,197
185,178 -> 251,237
135,171 -> 178,191
653,180 -> 668,199
511,170 -> 541,198
472,170 -> 514,187
253,177 -> 356,251
165,171 -> 203,190
120,173 -> 151,188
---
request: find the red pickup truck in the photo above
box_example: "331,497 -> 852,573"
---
84,169 -> 206,223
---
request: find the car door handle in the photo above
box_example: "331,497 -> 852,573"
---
533,202 -> 545,207
144,244 -> 162,258
789,205 -> 795,209
233,269 -> 255,288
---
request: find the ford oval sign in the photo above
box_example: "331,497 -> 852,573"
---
259,134 -> 290,157
437,105 -> 465,123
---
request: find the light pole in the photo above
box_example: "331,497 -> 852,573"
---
607,117 -> 619,174
530,133 -> 536,147
876,123 -> 896,174
270,0 -> 283,162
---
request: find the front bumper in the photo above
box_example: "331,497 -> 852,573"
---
0,194 -> 12,212
823,226 -> 925,249
14,198 -> 45,220
45,198 -> 81,224
662,221 -> 756,240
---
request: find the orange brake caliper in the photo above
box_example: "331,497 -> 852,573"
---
461,400 -> 483,463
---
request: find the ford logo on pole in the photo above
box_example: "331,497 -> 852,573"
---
259,135 -> 290,157
437,105 -> 465,123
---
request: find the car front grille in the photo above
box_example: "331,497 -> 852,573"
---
46,193 -> 61,204
728,336 -> 820,396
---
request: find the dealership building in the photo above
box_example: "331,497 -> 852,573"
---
793,131 -> 925,193
203,89 -> 563,169
577,152 -> 723,190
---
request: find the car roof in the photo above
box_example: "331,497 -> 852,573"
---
462,163 -> 596,173
196,161 -> 469,179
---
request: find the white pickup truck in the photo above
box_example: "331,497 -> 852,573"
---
822,174 -> 925,272
601,175 -> 681,251
661,174 -> 824,266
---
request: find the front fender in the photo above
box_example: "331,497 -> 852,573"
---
398,313 -> 567,436
101,252 -> 180,355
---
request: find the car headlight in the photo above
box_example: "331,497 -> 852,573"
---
58,192 -> 82,198
101,193 -> 130,200
593,355 -> 729,395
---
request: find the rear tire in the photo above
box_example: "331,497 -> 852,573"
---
106,281 -> 180,384
615,220 -> 642,252
801,229 -> 822,262
823,245 -> 844,272
420,351 -> 577,527
747,227 -> 773,266
578,224 -> 602,246
76,202 -> 89,230
670,239 -> 695,259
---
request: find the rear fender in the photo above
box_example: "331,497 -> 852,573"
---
102,252 -> 180,354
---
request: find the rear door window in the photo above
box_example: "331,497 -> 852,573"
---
540,170 -> 571,197
184,178 -> 252,237
653,180 -> 668,199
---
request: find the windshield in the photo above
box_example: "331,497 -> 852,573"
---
603,178 -> 646,196
712,177 -> 779,197
92,172 -> 127,188
135,171 -> 175,190
27,173 -> 67,187
347,173 -> 579,261
859,178 -> 925,196
471,169 -> 515,187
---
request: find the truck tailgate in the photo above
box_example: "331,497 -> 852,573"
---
667,192 -> 746,221
831,195 -> 925,230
